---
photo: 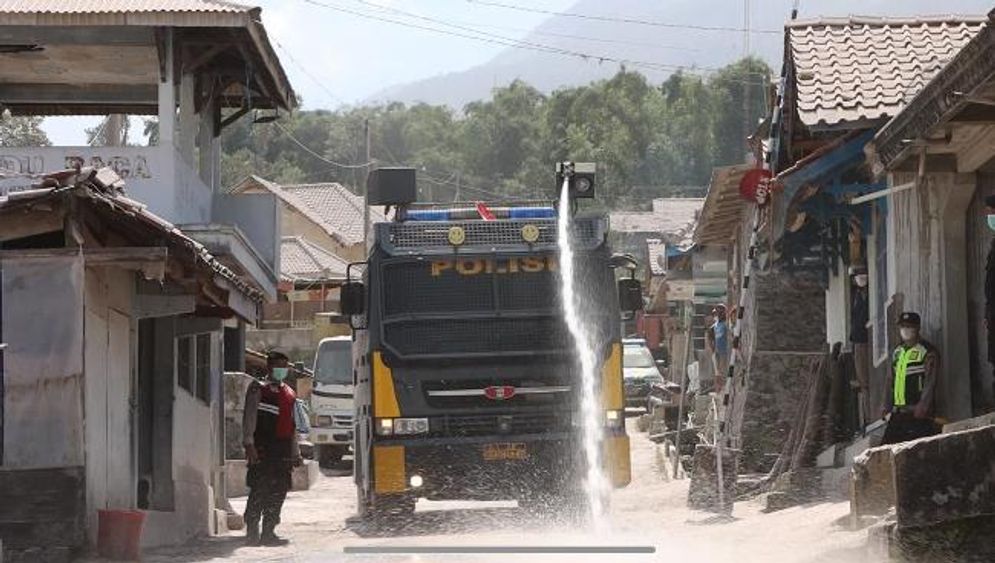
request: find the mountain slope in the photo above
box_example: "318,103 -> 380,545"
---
370,0 -> 993,108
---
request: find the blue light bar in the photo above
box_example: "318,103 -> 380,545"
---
509,207 -> 556,219
404,206 -> 556,222
406,209 -> 451,221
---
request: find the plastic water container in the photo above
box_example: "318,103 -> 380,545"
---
97,509 -> 145,561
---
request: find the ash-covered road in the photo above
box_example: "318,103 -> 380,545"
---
142,420 -> 872,563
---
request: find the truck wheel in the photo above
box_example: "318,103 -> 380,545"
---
317,445 -> 343,468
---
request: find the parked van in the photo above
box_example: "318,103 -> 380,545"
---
310,336 -> 354,468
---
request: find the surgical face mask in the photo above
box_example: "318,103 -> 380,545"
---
854,274 -> 868,287
987,215 -> 995,231
271,367 -> 289,382
899,327 -> 917,342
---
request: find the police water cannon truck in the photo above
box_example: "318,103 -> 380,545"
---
340,164 -> 642,519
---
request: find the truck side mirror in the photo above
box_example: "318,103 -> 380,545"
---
340,282 -> 366,316
618,278 -> 643,312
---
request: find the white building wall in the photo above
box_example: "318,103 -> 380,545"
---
142,330 -> 223,548
0,256 -> 85,469
82,267 -> 136,540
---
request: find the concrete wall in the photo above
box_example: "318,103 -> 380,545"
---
0,257 -> 88,555
82,267 -> 136,540
214,191 -> 281,275
142,322 -> 224,548
1,256 -> 85,469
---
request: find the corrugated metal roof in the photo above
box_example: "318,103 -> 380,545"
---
0,0 -> 251,14
693,164 -> 752,245
610,198 -> 703,236
280,236 -> 349,282
787,16 -> 986,130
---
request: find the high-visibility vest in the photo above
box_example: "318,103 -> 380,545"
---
893,343 -> 928,407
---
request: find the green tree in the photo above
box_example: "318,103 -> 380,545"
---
0,111 -> 50,147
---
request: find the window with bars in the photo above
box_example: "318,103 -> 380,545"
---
177,334 -> 212,404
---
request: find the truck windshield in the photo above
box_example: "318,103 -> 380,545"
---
623,346 -> 656,368
314,343 -> 352,385
378,255 -> 603,358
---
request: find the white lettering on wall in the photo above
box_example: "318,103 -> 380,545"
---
0,152 -> 154,196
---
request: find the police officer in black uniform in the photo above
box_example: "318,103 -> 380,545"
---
242,351 -> 302,545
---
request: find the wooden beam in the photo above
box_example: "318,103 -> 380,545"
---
220,105 -> 250,129
0,246 -> 167,267
0,210 -> 64,243
182,43 -> 231,75
0,83 -> 157,105
0,26 -> 153,46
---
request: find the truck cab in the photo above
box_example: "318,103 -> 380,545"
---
310,336 -> 354,468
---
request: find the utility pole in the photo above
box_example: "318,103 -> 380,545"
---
363,118 -> 371,252
742,0 -> 752,163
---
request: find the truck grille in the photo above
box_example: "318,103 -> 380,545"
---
383,316 -> 570,358
332,414 -> 353,429
433,412 -> 571,437
380,217 -> 604,253
423,380 -> 572,409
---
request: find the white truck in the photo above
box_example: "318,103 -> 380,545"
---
310,336 -> 354,468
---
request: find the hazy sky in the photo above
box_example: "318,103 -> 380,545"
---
40,0 -> 995,145
44,0 -> 575,145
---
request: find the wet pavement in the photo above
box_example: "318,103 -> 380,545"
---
138,419 -> 871,563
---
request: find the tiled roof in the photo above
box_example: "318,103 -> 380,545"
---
787,16 -> 987,130
610,198 -> 704,237
231,176 -> 385,247
280,236 -> 349,282
283,183 -> 386,246
871,17 -> 995,171
0,0 -> 251,14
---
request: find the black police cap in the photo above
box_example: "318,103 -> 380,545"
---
898,312 -> 921,327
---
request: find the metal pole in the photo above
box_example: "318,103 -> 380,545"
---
673,304 -> 692,479
363,118 -> 371,253
712,396 -> 725,512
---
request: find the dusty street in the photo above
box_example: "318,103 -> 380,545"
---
139,420 -> 870,563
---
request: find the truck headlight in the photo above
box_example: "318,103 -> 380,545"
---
393,418 -> 430,435
376,418 -> 394,436
605,410 -> 623,429
317,415 -> 333,427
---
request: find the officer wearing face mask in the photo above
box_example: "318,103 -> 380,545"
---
881,313 -> 940,445
984,195 -> 995,397
849,266 -> 870,425
242,350 -> 302,545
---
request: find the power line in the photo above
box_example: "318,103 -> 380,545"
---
300,0 -> 770,83
356,0 -> 699,53
463,0 -> 782,34
269,35 -> 347,106
271,120 -> 373,169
